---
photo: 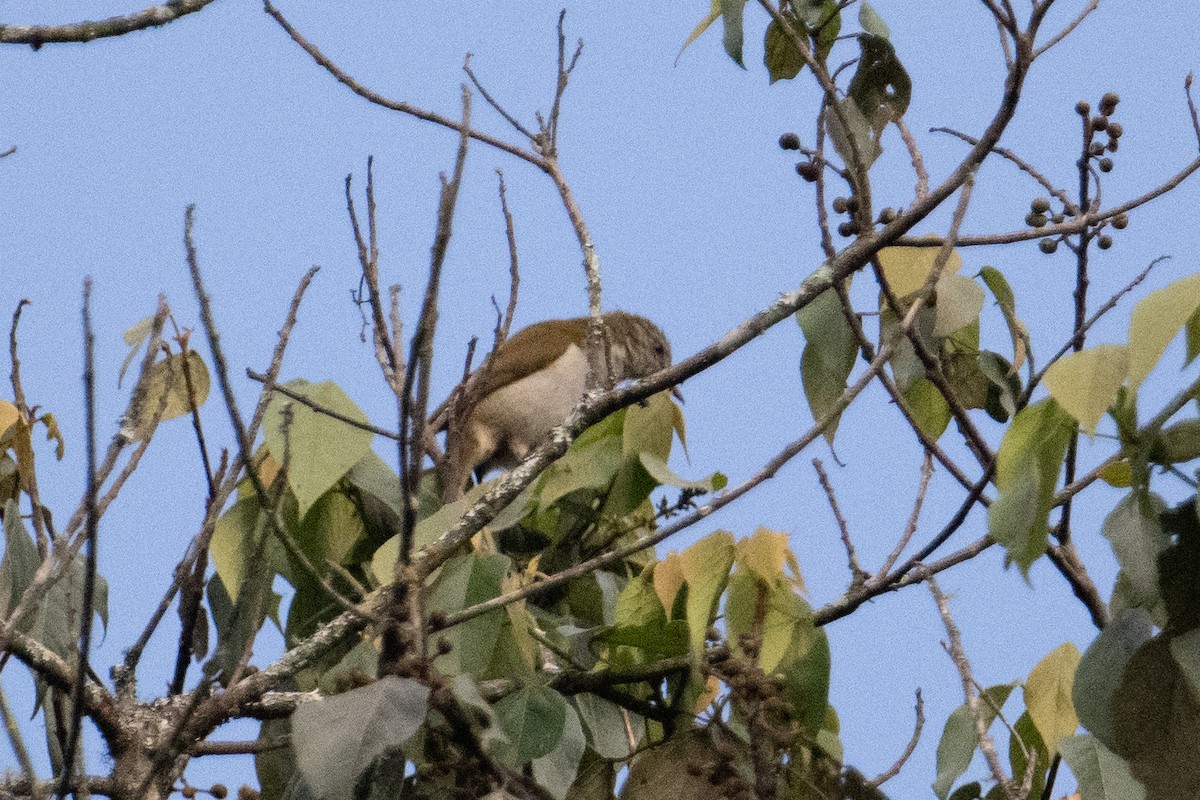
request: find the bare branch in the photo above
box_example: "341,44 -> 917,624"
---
927,575 -> 1016,800
0,0 -> 219,46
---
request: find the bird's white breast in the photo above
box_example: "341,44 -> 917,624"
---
468,343 -> 590,467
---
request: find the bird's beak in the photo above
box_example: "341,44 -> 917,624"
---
670,385 -> 685,404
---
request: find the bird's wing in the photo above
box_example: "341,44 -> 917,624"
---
471,317 -> 588,400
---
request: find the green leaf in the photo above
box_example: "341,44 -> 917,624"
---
426,552 -> 511,678
495,684 -> 569,765
796,285 -> 859,443
1102,492 -> 1168,609
934,273 -> 985,338
1150,418 -> 1200,464
1009,712 -> 1050,800
1024,642 -> 1081,753
575,694 -> 640,760
932,684 -> 1016,799
1111,637 -> 1200,798
292,676 -> 430,800
902,378 -> 951,441
1042,344 -> 1128,435
680,531 -> 735,655
988,399 -> 1074,574
1073,609 -> 1153,750
0,498 -> 38,617
858,0 -> 889,37
764,14 -> 805,83
719,0 -> 748,66
979,266 -> 1029,375
1059,734 -> 1145,800
264,380 -> 374,518
825,97 -> 882,170
1128,272 -> 1200,390
531,703 -> 585,800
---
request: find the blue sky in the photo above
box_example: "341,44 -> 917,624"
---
3,2 -> 1200,796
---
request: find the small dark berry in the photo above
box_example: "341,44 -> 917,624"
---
1113,213 -> 1129,230
1030,197 -> 1051,214
832,196 -> 849,214
838,221 -> 858,237
1091,116 -> 1108,131
1075,100 -> 1091,116
1098,234 -> 1113,250
796,161 -> 819,182
1089,142 -> 1105,156
1107,121 -> 1123,138
211,786 -> 229,800
1100,92 -> 1120,114
1039,238 -> 1058,254
778,132 -> 801,150
878,207 -> 898,224
1025,212 -> 1048,228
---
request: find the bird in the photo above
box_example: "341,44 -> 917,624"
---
441,311 -> 675,499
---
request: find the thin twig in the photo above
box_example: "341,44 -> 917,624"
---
263,2 -> 545,169
813,459 -> 868,585
872,689 -> 924,786
60,278 -> 101,800
247,368 -> 400,440
927,575 -> 1015,800
878,452 -> 935,577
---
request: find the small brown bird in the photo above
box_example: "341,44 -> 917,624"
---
443,311 -> 674,498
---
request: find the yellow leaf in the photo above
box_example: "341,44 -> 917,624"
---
1128,273 -> 1200,390
1024,642 -> 1081,753
878,243 -> 963,301
652,553 -> 685,615
1042,344 -> 1128,435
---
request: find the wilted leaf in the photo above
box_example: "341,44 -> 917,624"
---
848,34 -> 910,136
292,676 -> 430,800
1043,345 -> 1129,435
1024,642 -> 1082,752
123,350 -> 211,438
1128,272 -> 1200,390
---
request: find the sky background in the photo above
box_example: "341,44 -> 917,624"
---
2,1 -> 1200,797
